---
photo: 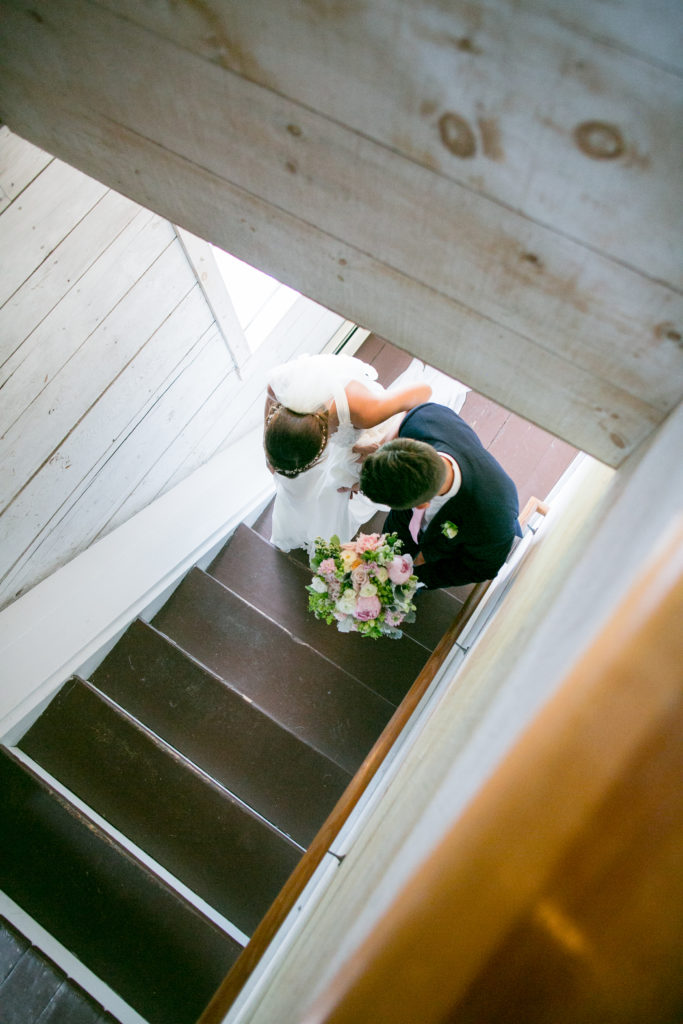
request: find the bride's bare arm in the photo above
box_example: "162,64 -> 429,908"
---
344,380 -> 432,429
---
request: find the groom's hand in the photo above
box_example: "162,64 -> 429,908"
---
414,552 -> 426,566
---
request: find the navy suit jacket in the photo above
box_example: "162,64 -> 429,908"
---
384,404 -> 522,590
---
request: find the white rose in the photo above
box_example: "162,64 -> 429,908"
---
310,576 -> 328,593
359,582 -> 378,598
336,589 -> 358,615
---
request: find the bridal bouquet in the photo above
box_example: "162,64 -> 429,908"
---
307,532 -> 420,639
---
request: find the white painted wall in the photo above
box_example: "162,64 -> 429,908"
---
0,425 -> 273,740
0,128 -> 344,612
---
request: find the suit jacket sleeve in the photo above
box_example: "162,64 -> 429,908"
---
392,403 -> 520,590
384,511 -> 514,589
413,538 -> 515,590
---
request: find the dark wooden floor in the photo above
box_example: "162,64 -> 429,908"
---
354,335 -> 578,509
0,916 -> 120,1024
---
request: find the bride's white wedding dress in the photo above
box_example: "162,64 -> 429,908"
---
267,352 -> 469,553
268,353 -> 384,552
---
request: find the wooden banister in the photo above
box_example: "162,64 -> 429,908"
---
199,497 -> 548,1023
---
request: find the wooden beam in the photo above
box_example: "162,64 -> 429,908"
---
0,0 -> 681,467
103,0 -> 683,286
304,520 -> 683,1024
173,227 -> 251,374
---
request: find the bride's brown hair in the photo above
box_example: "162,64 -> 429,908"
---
264,403 -> 329,478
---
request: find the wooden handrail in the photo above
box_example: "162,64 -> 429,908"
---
199,497 -> 548,1023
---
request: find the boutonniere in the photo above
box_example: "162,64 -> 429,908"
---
441,520 -> 458,539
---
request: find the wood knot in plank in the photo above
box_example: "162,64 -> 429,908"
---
454,37 -> 481,54
520,251 -> 543,270
573,121 -> 625,160
654,322 -> 682,346
438,112 -> 476,159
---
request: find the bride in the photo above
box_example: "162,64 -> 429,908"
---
264,352 -> 432,553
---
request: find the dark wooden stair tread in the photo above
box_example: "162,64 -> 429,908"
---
152,568 -> 396,773
31,985 -> 113,1024
251,500 -> 307,569
0,916 -> 28,986
251,498 -> 273,540
91,618 -> 352,847
251,502 -> 466,651
0,921 -> 115,1023
31,982 -> 113,1024
19,679 -> 302,935
208,525 -> 431,705
0,747 -> 240,1024
0,942 -> 64,1024
405,587 -> 466,650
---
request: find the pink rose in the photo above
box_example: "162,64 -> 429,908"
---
387,554 -> 413,584
351,564 -> 370,589
354,533 -> 382,554
319,558 -> 337,577
354,595 -> 382,621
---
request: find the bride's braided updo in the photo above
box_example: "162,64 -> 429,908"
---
264,402 -> 329,478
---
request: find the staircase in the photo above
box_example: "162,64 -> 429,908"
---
0,513 -> 462,1024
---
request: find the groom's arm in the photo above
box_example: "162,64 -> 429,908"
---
415,538 -> 515,590
382,512 -> 505,587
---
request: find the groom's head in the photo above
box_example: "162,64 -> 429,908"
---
360,438 -> 447,509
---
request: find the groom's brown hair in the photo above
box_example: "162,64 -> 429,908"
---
360,438 -> 446,509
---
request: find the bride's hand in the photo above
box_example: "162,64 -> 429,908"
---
351,441 -> 380,462
337,483 -> 360,494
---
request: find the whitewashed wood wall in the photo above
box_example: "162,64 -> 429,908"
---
0,128 -> 343,610
0,0 -> 680,470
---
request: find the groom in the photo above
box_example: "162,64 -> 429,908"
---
359,402 -> 522,590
